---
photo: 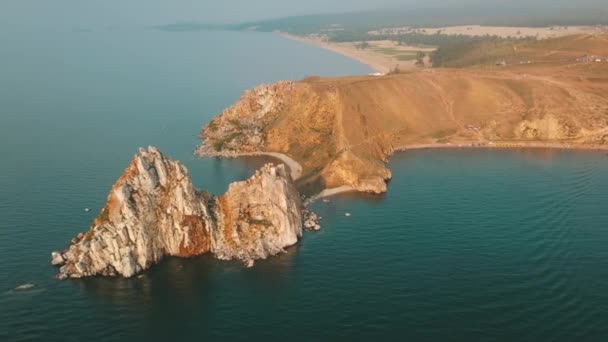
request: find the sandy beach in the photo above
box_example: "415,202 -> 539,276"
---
280,33 -> 430,74
312,185 -> 356,200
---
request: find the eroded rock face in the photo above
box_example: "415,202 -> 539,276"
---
213,165 -> 303,261
199,81 -> 296,153
52,147 -> 302,279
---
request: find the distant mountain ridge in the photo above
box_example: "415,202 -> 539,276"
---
155,4 -> 608,35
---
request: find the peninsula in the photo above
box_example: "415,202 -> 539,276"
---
199,34 -> 608,194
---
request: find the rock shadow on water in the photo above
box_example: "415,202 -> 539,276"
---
73,245 -> 301,305
237,243 -> 301,295
73,255 -> 221,306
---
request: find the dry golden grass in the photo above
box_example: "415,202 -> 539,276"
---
445,34 -> 608,68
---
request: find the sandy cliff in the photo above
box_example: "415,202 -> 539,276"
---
51,147 -> 302,279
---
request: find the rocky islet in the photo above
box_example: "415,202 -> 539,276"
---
52,147 -> 306,279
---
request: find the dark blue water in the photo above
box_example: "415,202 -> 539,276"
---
2,28 -> 608,341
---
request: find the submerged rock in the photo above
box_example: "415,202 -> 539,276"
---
15,284 -> 35,291
303,209 -> 321,231
50,252 -> 64,266
51,147 -> 302,279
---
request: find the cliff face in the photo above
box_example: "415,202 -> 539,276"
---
213,165 -> 303,261
199,81 -> 395,194
200,55 -> 608,194
201,82 -> 296,153
52,147 -> 302,279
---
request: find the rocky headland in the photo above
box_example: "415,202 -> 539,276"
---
198,35 -> 608,195
52,147 -> 303,279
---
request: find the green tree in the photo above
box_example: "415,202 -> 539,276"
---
415,51 -> 426,66
355,41 -> 371,50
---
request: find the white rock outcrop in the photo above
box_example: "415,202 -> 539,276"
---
52,147 -> 302,279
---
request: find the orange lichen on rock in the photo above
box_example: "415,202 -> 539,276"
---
177,215 -> 211,257
217,195 -> 236,251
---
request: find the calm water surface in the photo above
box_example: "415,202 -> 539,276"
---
1,28 -> 608,341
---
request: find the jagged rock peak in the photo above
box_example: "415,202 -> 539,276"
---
52,147 -> 302,279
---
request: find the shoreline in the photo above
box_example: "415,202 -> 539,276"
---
200,142 -> 607,202
394,142 -> 608,152
382,142 -> 607,199
309,143 -> 608,203
310,185 -> 357,201
307,142 -> 608,203
279,32 -> 388,73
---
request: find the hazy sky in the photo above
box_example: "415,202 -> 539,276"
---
1,0 -> 605,29
1,0 -> 400,28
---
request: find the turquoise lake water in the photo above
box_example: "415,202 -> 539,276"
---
1,28 -> 608,341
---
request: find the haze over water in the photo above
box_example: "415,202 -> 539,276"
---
1,27 -> 608,341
